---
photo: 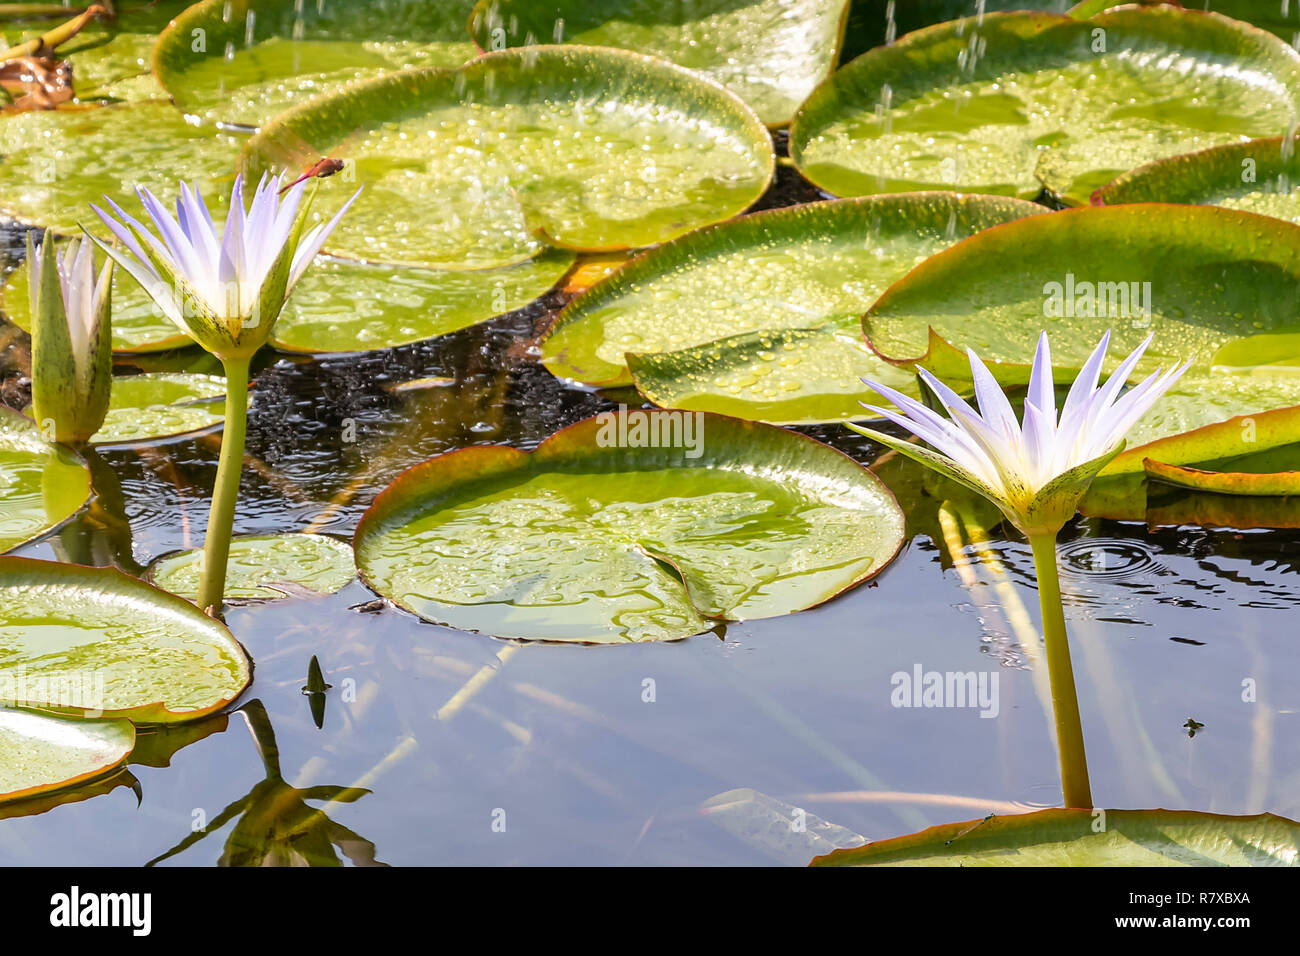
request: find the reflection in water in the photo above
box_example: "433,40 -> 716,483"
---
147,701 -> 384,868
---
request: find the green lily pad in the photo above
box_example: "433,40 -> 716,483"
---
0,101 -> 245,234
1071,1 -> 1300,40
864,204 -> 1300,382
0,407 -> 91,555
811,808 -> 1300,866
541,192 -> 1046,390
241,46 -> 774,269
790,8 -> 1300,205
354,411 -> 905,642
1143,458 -> 1300,496
272,250 -> 575,353
468,0 -> 851,126
22,373 -> 228,447
628,327 -> 918,426
1095,136 -> 1300,223
146,532 -> 356,601
0,708 -> 134,804
154,0 -> 481,127
3,242 -> 191,353
0,556 -> 252,722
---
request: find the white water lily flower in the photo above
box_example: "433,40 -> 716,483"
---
86,173 -> 359,359
27,230 -> 113,446
849,331 -> 1190,535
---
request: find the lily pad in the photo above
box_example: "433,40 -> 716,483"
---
811,808 -> 1300,866
863,204 -> 1300,382
0,101 -> 244,235
0,406 -> 91,555
0,556 -> 251,723
1071,1 -> 1300,41
271,250 -> 575,353
354,411 -> 905,642
628,327 -> 919,426
0,708 -> 134,804
241,46 -> 774,269
154,0 -> 481,127
1143,458 -> 1300,496
790,8 -> 1300,205
146,532 -> 356,602
541,192 -> 1046,391
1095,136 -> 1300,223
22,373 -> 228,447
468,0 -> 851,126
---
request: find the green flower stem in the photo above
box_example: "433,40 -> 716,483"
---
197,355 -> 250,613
1028,531 -> 1094,810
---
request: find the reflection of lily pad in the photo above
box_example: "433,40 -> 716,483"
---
542,193 -> 1045,390
468,0 -> 851,126
0,102 -> 244,234
147,533 -> 356,602
155,0 -> 481,126
812,808 -> 1300,866
1096,137 -> 1300,223
0,407 -> 91,555
791,8 -> 1300,204
355,411 -> 904,643
24,373 -> 229,447
0,708 -> 134,805
0,556 -> 251,723
242,47 -> 774,268
272,251 -> 575,353
3,245 -> 190,353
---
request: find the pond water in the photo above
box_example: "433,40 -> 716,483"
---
0,164 -> 1297,867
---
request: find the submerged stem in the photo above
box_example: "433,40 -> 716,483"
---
1028,531 -> 1093,810
197,355 -> 250,613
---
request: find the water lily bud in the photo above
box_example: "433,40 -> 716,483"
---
27,230 -> 113,447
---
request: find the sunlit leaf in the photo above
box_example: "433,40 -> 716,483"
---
811,808 -> 1300,866
147,532 -> 356,602
792,8 -> 1300,204
0,556 -> 251,723
468,0 -> 851,125
155,0 -> 481,127
241,47 -> 774,268
354,411 -> 905,642
0,407 -> 90,554
0,708 -> 134,805
542,192 -> 1044,393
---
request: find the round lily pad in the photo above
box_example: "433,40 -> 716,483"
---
146,532 -> 356,602
1095,136 -> 1300,223
0,556 -> 252,723
790,8 -> 1300,205
540,192 -> 1046,392
812,808 -> 1300,866
0,101 -> 245,235
0,407 -> 91,555
241,46 -> 775,269
3,243 -> 190,353
468,0 -> 852,126
354,411 -> 905,642
0,708 -> 134,804
154,0 -> 482,127
272,250 -> 575,353
22,373 -> 229,447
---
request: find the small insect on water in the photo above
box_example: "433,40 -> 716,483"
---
279,157 -> 347,194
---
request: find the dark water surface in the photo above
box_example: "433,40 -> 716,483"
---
0,165 -> 1296,867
